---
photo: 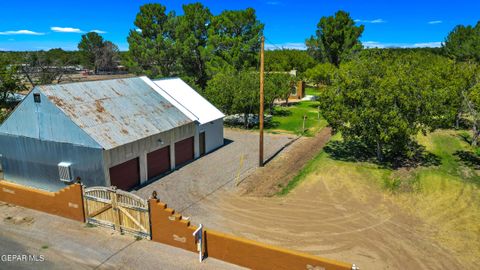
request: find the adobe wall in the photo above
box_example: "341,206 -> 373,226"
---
204,229 -> 351,270
0,180 -> 85,222
148,198 -> 198,252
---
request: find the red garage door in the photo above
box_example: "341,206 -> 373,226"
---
109,158 -> 140,191
147,146 -> 170,179
175,137 -> 194,166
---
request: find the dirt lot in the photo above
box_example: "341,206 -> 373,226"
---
238,127 -> 332,196
135,128 -> 295,211
0,202 -> 243,270
183,130 -> 465,270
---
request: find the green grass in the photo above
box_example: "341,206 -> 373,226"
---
277,150 -> 328,195
267,101 -> 327,136
41,245 -> 49,249
305,87 -> 321,96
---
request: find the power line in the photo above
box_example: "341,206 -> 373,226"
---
264,37 -> 284,51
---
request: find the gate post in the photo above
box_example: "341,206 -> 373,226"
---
80,183 -> 87,223
111,186 -> 121,232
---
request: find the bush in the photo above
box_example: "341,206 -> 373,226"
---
304,63 -> 336,86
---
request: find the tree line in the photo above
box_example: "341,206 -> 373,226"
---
1,4 -> 480,163
309,11 -> 480,165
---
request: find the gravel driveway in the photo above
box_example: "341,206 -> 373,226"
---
134,128 -> 295,212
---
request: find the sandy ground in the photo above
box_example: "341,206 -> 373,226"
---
0,202 -> 243,270
183,130 -> 465,270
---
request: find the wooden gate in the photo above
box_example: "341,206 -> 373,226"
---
83,187 -> 150,238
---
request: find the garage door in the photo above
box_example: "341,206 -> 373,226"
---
147,146 -> 170,179
175,137 -> 194,166
109,158 -> 140,191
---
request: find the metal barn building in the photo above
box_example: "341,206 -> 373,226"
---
0,77 -> 224,191
152,78 -> 225,156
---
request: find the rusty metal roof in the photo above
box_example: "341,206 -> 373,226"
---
38,77 -> 192,150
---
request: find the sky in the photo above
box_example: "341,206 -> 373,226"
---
0,0 -> 479,51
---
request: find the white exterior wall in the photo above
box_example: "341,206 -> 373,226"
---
196,119 -> 224,155
102,122 -> 196,186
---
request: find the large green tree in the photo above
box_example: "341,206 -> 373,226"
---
78,32 -> 119,74
207,8 -> 264,73
205,71 -> 259,128
174,3 -> 212,89
264,73 -> 294,114
306,10 -> 364,67
443,21 -> 480,63
127,3 -> 177,77
320,52 -> 451,163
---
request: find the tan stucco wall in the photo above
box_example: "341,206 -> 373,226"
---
0,180 -> 85,222
148,198 -> 351,270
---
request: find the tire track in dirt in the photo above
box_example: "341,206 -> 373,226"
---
184,128 -> 464,269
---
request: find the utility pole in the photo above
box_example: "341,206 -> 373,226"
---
259,36 -> 265,167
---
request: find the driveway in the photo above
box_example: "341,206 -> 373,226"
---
0,202 -> 243,270
135,128 -> 295,212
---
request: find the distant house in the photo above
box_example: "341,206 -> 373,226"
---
0,77 -> 224,191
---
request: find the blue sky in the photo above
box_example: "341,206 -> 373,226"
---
0,0 -> 479,51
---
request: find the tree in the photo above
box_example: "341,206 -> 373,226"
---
306,10 -> 364,67
95,41 -> 119,72
207,8 -> 264,73
127,3 -> 177,77
0,56 -> 25,109
78,32 -> 104,73
319,53 -> 449,163
443,21 -> 480,62
304,62 -> 336,86
78,32 -> 119,74
205,71 -> 259,128
174,3 -> 212,89
265,73 -> 293,114
459,66 -> 480,145
264,49 -> 316,73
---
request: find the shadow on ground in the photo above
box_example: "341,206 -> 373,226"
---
454,150 -> 480,170
324,139 -> 441,169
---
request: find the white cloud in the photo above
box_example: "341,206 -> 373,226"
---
428,20 -> 442,24
413,42 -> 442,48
355,19 -> 386,24
90,29 -> 107,34
266,1 -> 280,5
50,27 -> 83,33
363,41 -> 442,48
135,28 -> 142,33
0,30 -> 44,35
265,42 -> 306,50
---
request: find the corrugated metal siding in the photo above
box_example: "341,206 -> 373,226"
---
0,90 -> 102,149
38,77 -> 193,150
0,134 -> 106,192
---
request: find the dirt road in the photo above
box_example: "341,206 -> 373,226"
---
239,127 -> 332,196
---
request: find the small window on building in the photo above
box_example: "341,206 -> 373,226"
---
33,93 -> 41,103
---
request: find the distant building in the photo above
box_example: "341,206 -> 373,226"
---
0,77 -> 224,191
